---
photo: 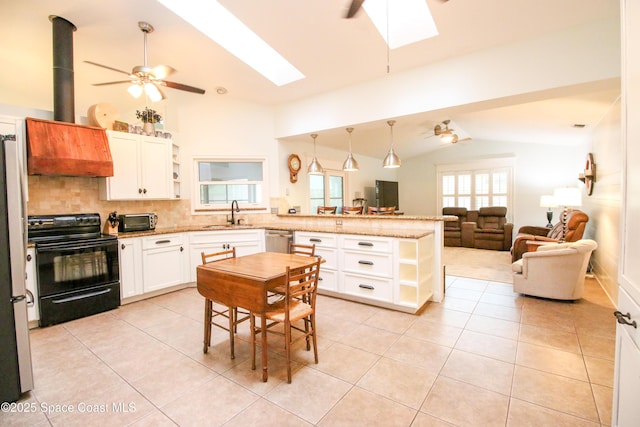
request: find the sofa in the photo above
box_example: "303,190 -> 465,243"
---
461,207 -> 513,251
510,210 -> 589,262
512,239 -> 598,300
443,206 -> 513,251
443,207 -> 477,247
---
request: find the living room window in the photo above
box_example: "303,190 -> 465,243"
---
193,157 -> 268,212
437,158 -> 514,215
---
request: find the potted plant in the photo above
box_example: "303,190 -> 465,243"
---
136,107 -> 162,135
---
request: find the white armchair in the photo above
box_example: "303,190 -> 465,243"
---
511,239 -> 598,300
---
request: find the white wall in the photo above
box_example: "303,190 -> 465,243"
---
398,139 -> 583,233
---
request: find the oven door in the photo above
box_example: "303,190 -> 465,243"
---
35,238 -> 119,297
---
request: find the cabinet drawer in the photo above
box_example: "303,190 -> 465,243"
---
618,287 -> 640,349
142,233 -> 183,250
315,247 -> 337,270
317,268 -> 337,292
341,235 -> 393,253
343,273 -> 393,302
342,251 -> 393,277
295,232 -> 337,248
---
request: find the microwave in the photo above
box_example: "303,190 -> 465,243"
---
118,213 -> 157,232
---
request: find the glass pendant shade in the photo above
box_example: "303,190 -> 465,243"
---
342,127 -> 359,171
383,120 -> 401,168
307,133 -> 324,175
440,132 -> 455,144
128,83 -> 144,98
144,82 -> 163,102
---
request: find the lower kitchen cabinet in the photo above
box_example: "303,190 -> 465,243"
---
141,233 -> 187,293
187,229 -> 264,282
295,231 -> 338,292
118,237 -> 143,299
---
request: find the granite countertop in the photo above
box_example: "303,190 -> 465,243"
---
115,224 -> 433,239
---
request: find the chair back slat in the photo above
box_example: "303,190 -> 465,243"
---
289,242 -> 316,257
201,247 -> 236,265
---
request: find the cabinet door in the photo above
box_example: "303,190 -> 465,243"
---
119,238 -> 143,299
139,137 -> 171,199
142,244 -> 185,292
103,132 -> 141,200
25,248 -> 38,323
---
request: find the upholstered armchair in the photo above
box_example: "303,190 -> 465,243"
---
461,207 -> 513,251
511,210 -> 589,262
443,207 -> 477,247
512,239 -> 598,300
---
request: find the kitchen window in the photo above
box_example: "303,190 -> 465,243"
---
194,157 -> 268,211
309,169 -> 344,213
437,157 -> 513,218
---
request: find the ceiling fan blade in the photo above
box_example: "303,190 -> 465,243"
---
345,0 -> 365,18
152,64 -> 175,80
92,80 -> 132,86
84,61 -> 132,76
160,80 -> 206,95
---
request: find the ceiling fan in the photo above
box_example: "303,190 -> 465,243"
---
427,119 -> 471,144
344,0 -> 449,19
85,21 -> 206,101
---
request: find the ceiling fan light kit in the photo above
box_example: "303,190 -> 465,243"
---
86,21 -> 205,102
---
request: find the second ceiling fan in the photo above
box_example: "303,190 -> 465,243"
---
85,21 -> 206,101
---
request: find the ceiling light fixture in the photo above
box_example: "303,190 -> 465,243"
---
342,127 -> 359,172
383,120 -> 401,168
307,133 -> 324,175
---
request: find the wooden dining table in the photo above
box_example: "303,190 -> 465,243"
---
196,251 -> 319,382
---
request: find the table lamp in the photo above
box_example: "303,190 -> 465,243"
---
539,195 -> 557,228
553,187 -> 582,241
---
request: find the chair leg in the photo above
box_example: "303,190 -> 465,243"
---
310,313 -> 318,364
229,306 -> 235,360
285,320 -> 292,384
203,299 -> 212,354
250,313 -> 256,371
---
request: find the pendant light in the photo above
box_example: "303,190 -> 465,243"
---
383,120 -> 401,168
342,127 -> 359,172
307,133 -> 324,175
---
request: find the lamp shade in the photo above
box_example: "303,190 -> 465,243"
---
553,187 -> 582,207
539,195 -> 557,208
342,127 -> 359,171
307,133 -> 324,175
383,120 -> 401,168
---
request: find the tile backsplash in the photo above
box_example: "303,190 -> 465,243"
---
26,176 -> 279,228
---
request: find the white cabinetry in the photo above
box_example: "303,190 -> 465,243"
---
118,237 -> 143,299
25,248 -> 38,324
397,235 -> 434,310
188,229 -> 264,282
141,233 -> 187,293
99,131 -> 173,200
613,287 -> 640,426
295,232 -> 338,292
341,235 -> 394,303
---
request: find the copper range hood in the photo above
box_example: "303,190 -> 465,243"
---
26,16 -> 113,177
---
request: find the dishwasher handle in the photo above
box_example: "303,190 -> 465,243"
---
265,231 -> 293,238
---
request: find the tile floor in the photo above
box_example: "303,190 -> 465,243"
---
2,275 -> 616,427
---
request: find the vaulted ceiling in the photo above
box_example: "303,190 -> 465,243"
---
1,0 -> 621,159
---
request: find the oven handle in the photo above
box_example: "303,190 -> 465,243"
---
51,288 -> 111,304
36,240 -> 116,253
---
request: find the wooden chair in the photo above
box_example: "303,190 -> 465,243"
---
368,206 -> 395,215
342,206 -> 363,214
289,242 -> 316,257
317,206 -> 337,214
200,248 -> 249,358
250,258 -> 322,383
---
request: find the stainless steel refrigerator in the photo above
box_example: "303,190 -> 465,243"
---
0,128 -> 34,403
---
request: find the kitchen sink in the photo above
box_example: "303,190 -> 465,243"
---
201,224 -> 254,229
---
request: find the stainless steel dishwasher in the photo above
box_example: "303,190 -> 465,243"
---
265,230 -> 293,253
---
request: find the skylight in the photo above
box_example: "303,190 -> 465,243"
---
157,0 -> 305,86
363,0 -> 439,49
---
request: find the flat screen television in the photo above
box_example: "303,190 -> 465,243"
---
375,180 -> 399,210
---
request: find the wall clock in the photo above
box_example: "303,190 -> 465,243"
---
288,154 -> 301,183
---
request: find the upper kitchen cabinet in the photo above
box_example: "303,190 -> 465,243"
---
99,130 -> 176,200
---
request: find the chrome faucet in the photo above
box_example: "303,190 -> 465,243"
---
230,200 -> 240,225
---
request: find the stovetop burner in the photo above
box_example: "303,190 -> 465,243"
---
27,213 -> 114,244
